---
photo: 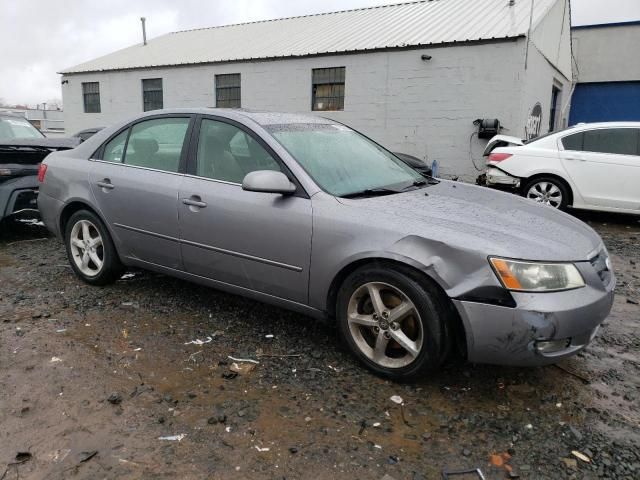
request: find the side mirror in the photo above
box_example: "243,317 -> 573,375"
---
242,170 -> 296,195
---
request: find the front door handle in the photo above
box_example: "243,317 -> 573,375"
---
96,179 -> 115,190
182,196 -> 207,209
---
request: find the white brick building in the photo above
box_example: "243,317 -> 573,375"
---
60,0 -> 572,180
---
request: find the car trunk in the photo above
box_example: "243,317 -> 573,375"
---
482,135 -> 524,157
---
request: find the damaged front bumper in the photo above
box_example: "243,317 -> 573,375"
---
452,260 -> 615,366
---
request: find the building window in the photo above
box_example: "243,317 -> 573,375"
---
82,82 -> 101,113
312,67 -> 345,111
142,78 -> 163,112
215,74 -> 241,108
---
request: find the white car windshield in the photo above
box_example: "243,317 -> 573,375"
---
0,116 -> 45,141
269,123 -> 423,197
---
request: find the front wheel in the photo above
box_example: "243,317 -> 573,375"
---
522,177 -> 569,210
336,265 -> 447,381
64,210 -> 123,285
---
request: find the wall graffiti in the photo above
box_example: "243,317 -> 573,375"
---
525,102 -> 543,140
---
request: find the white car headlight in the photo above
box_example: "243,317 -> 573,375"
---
490,258 -> 585,292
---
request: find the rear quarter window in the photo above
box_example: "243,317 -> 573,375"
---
561,132 -> 584,151
102,129 -> 128,163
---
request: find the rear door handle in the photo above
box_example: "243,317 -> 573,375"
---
96,179 -> 115,189
182,196 -> 207,209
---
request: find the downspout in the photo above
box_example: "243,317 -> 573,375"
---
560,0 -> 577,127
523,0 -> 535,70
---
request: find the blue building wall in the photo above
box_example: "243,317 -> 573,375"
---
570,81 -> 640,125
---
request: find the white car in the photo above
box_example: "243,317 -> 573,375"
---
485,122 -> 640,214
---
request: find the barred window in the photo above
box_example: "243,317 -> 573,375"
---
215,74 -> 241,108
82,82 -> 101,113
142,78 -> 163,112
312,67 -> 345,111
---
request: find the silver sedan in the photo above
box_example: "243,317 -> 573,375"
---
37,109 -> 615,380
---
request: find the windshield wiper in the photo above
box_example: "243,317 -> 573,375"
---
340,187 -> 400,199
398,179 -> 438,191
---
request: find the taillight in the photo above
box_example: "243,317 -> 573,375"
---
37,163 -> 48,183
488,153 -> 513,163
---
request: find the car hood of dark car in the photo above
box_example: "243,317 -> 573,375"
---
0,137 -> 81,167
0,138 -> 80,149
337,180 -> 602,262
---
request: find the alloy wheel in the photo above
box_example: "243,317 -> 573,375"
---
527,181 -> 563,208
69,219 -> 104,277
347,282 -> 423,368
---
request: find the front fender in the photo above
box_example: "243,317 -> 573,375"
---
310,235 -> 501,313
389,235 -> 498,297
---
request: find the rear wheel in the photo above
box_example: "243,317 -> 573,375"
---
64,210 -> 123,285
523,176 -> 569,210
336,265 -> 448,381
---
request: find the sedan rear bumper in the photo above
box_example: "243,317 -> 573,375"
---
485,166 -> 520,189
452,268 -> 615,366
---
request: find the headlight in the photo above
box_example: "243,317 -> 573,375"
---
490,257 -> 585,292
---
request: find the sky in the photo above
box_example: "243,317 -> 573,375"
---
1,0 -> 639,107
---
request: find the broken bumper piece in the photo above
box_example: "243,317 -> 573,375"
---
485,166 -> 520,188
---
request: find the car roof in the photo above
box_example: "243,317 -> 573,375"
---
522,121 -> 640,145
133,108 -> 336,127
570,121 -> 640,129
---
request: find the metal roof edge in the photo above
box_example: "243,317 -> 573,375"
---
572,20 -> 640,30
58,32 -> 175,75
573,80 -> 640,85
58,35 -> 524,76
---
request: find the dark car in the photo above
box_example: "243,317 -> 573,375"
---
393,152 -> 433,177
72,127 -> 105,143
0,113 -> 79,222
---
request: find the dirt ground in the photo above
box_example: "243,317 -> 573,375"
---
1,211 -> 638,480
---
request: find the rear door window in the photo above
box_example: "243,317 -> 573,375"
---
124,118 -> 190,172
582,128 -> 639,156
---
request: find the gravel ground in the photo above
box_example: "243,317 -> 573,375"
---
0,212 -> 639,480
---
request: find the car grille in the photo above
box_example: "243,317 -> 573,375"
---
590,250 -> 612,285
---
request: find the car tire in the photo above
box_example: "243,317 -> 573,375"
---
64,209 -> 124,286
522,176 -> 569,210
336,264 -> 448,381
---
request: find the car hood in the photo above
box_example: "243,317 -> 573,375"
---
337,180 -> 602,261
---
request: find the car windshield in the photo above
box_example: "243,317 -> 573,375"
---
0,116 -> 44,141
268,123 -> 423,197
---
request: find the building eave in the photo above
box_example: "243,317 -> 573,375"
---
58,35 -> 524,76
